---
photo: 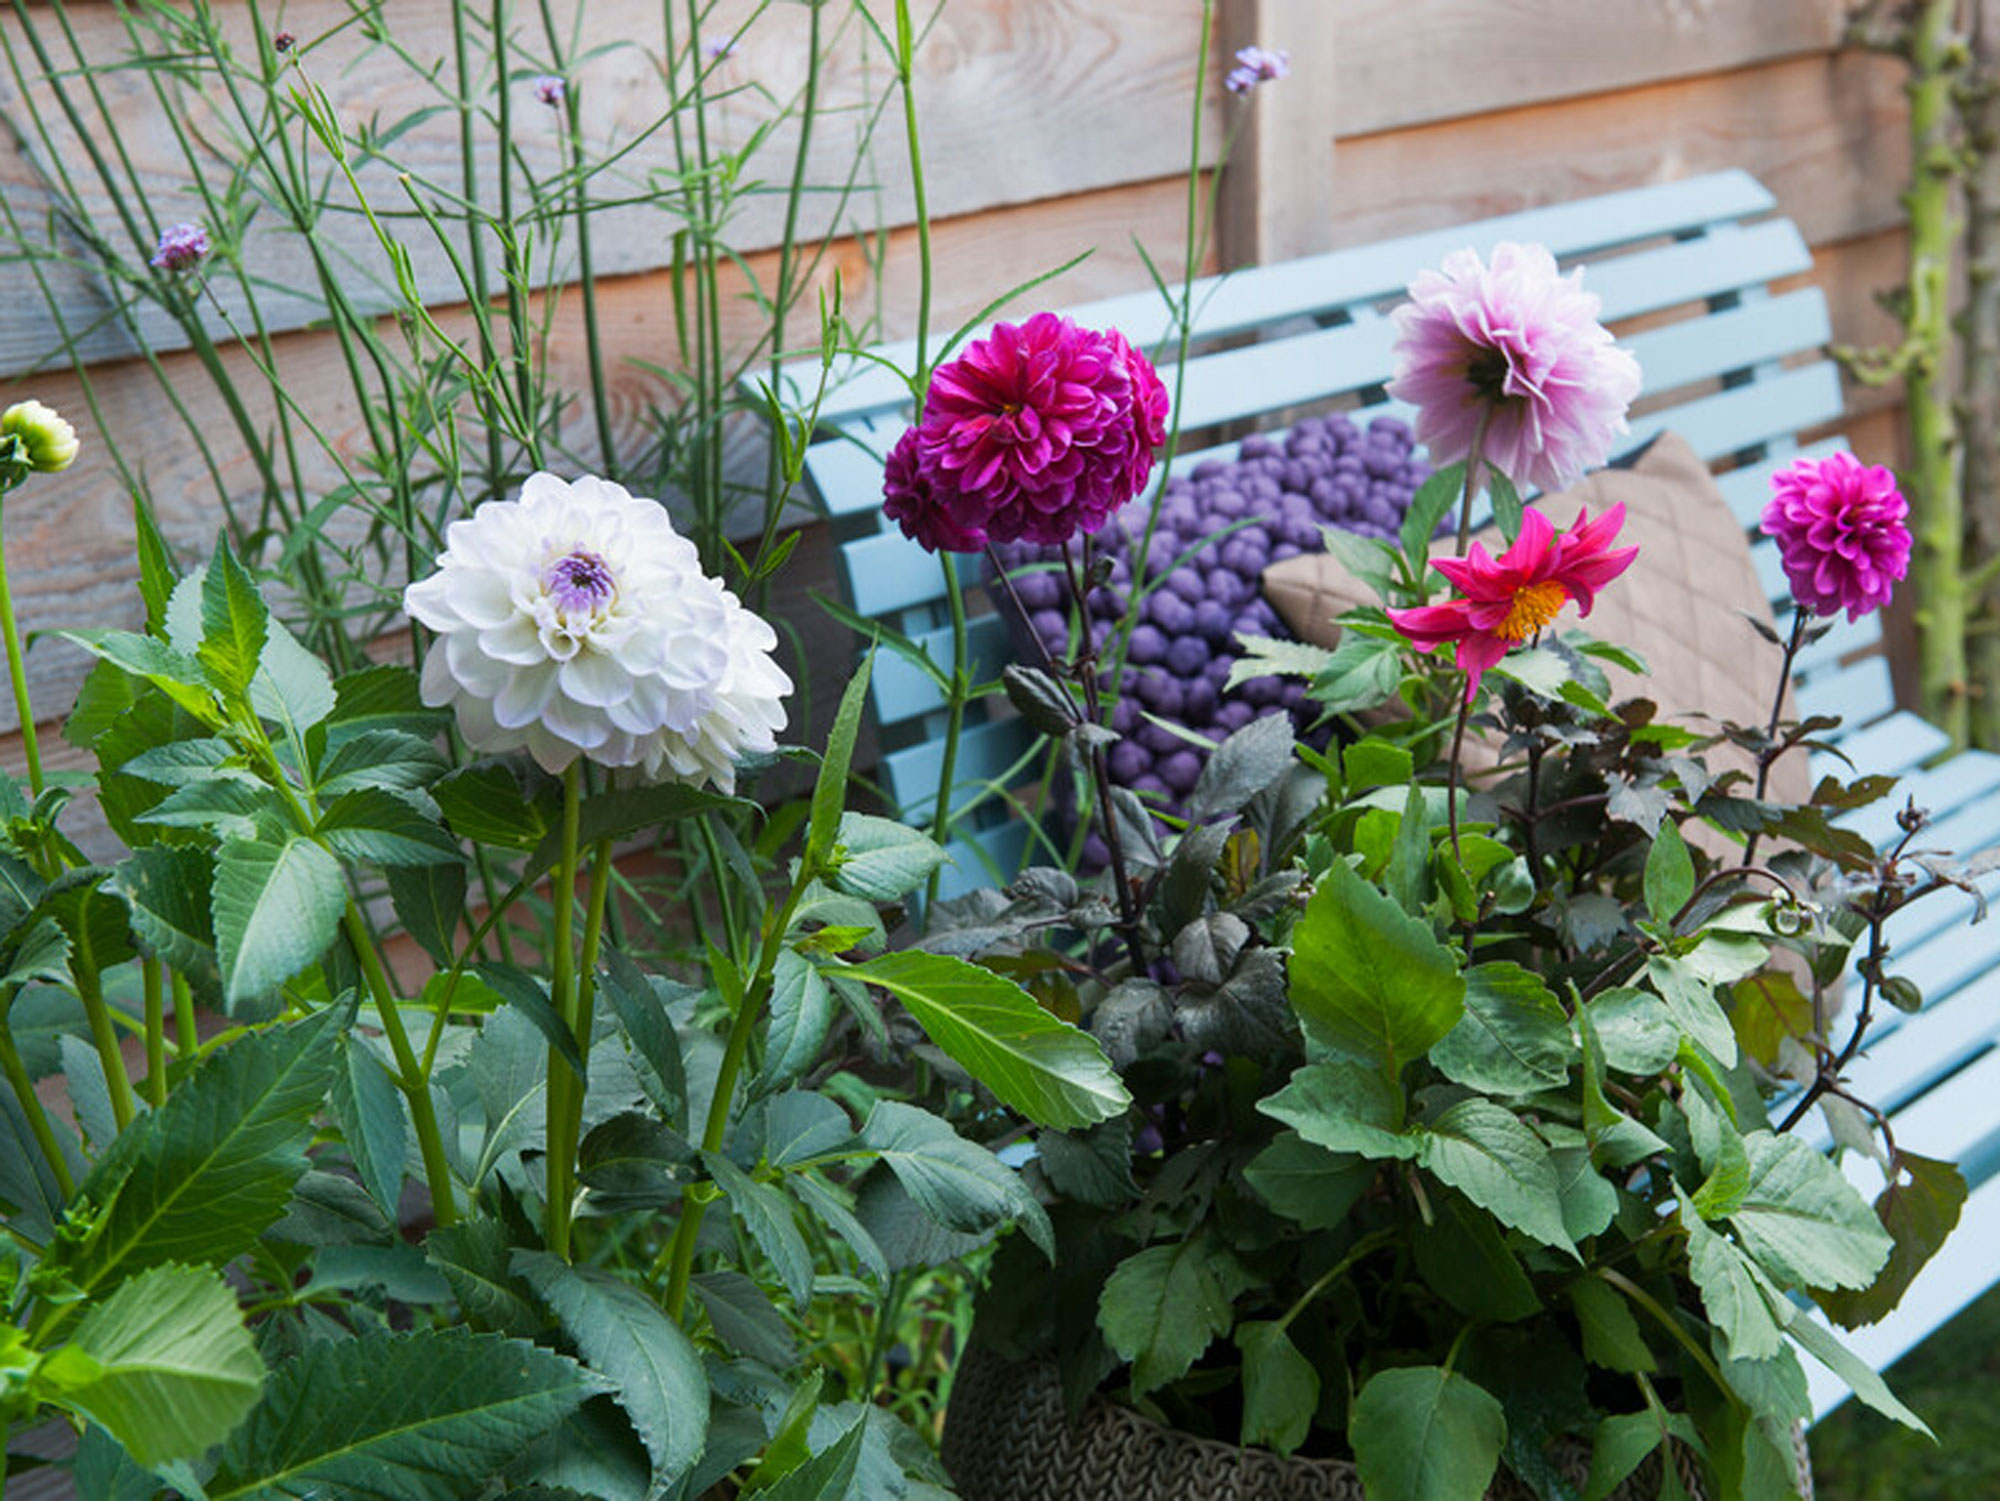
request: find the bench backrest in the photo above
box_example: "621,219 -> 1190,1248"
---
785,169 -> 1891,896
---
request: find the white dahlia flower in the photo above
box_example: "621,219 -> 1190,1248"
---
404,472 -> 790,791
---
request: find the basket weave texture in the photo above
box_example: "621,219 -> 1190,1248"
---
940,1344 -> 1810,1501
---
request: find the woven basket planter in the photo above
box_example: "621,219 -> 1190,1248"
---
942,1344 -> 1810,1501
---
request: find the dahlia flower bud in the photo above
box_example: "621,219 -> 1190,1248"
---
1388,242 -> 1640,495
404,472 -> 791,792
1761,451 -> 1910,622
884,312 -> 1170,553
0,400 -> 79,474
149,222 -> 210,275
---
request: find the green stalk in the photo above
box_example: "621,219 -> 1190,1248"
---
68,923 -> 135,1134
341,902 -> 458,1227
1904,0 -> 1970,749
0,483 -> 43,799
0,1017 -> 73,1200
659,873 -> 813,1321
141,957 -> 166,1108
171,969 -> 198,1060
545,763 -> 585,1257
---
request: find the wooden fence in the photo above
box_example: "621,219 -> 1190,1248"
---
0,0 -> 1906,807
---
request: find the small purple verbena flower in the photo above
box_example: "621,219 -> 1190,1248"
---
704,37 -> 737,61
1224,44 -> 1288,95
1761,452 -> 1911,622
273,30 -> 295,53
533,74 -> 566,107
149,222 -> 210,275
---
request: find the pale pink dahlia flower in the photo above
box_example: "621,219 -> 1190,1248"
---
404,472 -> 789,791
883,312 -> 1169,553
1761,451 -> 1910,622
1388,242 -> 1641,495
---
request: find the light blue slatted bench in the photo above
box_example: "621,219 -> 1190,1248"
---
775,170 -> 2000,1419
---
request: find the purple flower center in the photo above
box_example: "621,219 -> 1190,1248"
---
545,549 -> 616,613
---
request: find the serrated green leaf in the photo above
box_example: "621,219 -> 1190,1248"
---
1586,989 -> 1680,1075
38,1263 -> 262,1465
1430,962 -> 1574,1095
705,1153 -> 813,1311
386,862 -> 467,971
57,629 -> 220,724
842,951 -> 1127,1129
209,1330 -> 604,1499
1570,1275 -> 1656,1375
197,537 -> 270,705
50,1009 -> 337,1296
434,762 -> 545,849
1644,817 -> 1695,926
1401,464 -> 1464,569
109,845 -> 219,1002
829,813 -> 945,902
757,951 -> 836,1098
513,1252 -> 708,1487
138,779 -> 287,842
859,1100 -> 1051,1258
1350,1365 -> 1506,1501
250,621 -> 336,738
1242,1131 -> 1372,1230
317,730 -> 449,798
1682,1200 -> 1785,1361
1258,1058 -> 1416,1161
1773,1299 -> 1932,1435
1235,1320 -> 1319,1456
318,787 -> 463,868
425,1218 -> 541,1339
473,962 -> 585,1080
1420,1100 -> 1574,1253
213,837 -> 348,1008
809,658 -> 873,869
1289,859 -> 1465,1074
1816,1153 -> 1967,1331
1727,1132 -> 1893,1290
330,1032 -> 407,1217
1097,1239 -> 1238,1399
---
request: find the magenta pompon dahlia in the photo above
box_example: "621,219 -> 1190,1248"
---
1387,242 -> 1641,496
1387,502 -> 1639,700
883,312 -> 1169,553
1761,451 -> 1911,623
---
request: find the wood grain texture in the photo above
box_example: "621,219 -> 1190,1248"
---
0,0 -> 1219,375
1329,51 -> 1910,252
1336,0 -> 1849,136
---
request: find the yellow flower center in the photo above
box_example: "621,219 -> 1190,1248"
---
1497,579 -> 1568,642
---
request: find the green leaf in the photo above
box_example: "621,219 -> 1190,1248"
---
757,951 -> 836,1098
1682,1200 -> 1786,1361
387,862 -> 468,970
1187,713 -> 1294,823
829,813 -> 945,903
1289,859 -> 1464,1073
58,629 -> 220,724
316,730 -> 449,798
1235,1321 -> 1319,1456
330,1032 -> 407,1217
761,1415 -> 867,1501
1772,1298 -> 1933,1435
137,779 -> 286,842
1258,1059 -> 1416,1161
1430,962 -> 1574,1096
318,788 -> 463,868
250,621 -> 337,739
473,962 -> 586,1079
692,1270 -> 798,1367
197,536 -> 270,705
598,951 -> 688,1129
1243,1131 -> 1372,1230
1097,1239 -> 1239,1399
49,1009 -> 337,1296
38,1263 -> 262,1465
842,951 -> 1127,1129
1583,1410 -> 1670,1501
209,1331 -> 605,1499
1727,1131 -> 1894,1290
1687,1078 -> 1751,1220
132,491 -> 181,634
1401,464 -> 1464,570
1644,817 -> 1695,926
1646,951 -> 1740,1066
1551,1145 -> 1619,1243
213,837 -> 348,1008
704,1154 -> 813,1311
1488,470 -> 1524,542
108,845 -> 220,1003
809,657 -> 873,870
435,762 -> 546,849
324,664 -> 448,743
1816,1153 -> 1967,1330
1569,1275 -> 1656,1374
1586,988 -> 1680,1075
1419,1100 -> 1574,1252
1318,525 -> 1399,599
1350,1365 -> 1506,1501
860,1100 -> 1052,1258
425,1219 -> 541,1339
513,1252 -> 708,1488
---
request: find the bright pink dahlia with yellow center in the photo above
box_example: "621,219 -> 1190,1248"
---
884,312 -> 1169,553
1387,503 -> 1639,700
1388,242 -> 1641,495
1760,451 -> 1910,622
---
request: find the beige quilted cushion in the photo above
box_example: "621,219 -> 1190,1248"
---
1261,431 -> 1808,809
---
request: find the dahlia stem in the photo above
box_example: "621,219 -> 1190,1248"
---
141,956 -> 166,1108
0,1013 -> 71,1201
1453,407 -> 1495,558
1741,606 -> 1812,868
545,762 -> 584,1258
927,554 -> 970,911
1446,684 -> 1472,866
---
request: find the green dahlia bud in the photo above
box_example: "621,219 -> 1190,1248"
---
0,400 -> 80,473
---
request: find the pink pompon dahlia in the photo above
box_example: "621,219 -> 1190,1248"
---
1387,502 -> 1639,700
1388,242 -> 1641,496
883,313 -> 1169,553
1760,451 -> 1910,622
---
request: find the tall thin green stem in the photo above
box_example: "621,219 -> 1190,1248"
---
0,484 -> 43,799
141,957 -> 166,1109
0,1018 -> 73,1200
545,763 -> 585,1256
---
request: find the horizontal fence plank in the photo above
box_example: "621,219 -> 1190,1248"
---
1336,0 -> 1847,137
